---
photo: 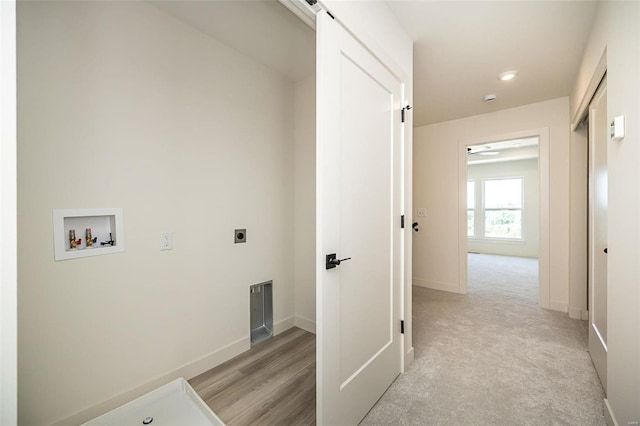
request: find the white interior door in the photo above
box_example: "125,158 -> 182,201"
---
588,77 -> 607,393
316,11 -> 402,426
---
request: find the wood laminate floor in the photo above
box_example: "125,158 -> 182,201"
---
189,327 -> 316,426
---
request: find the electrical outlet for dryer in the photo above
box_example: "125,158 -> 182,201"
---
235,229 -> 246,244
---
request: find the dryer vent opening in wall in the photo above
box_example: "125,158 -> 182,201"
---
250,281 -> 273,346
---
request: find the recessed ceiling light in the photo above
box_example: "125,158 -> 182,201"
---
498,70 -> 518,81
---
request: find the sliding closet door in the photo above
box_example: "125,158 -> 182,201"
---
588,77 -> 608,393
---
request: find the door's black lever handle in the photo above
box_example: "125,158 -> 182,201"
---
604,248 -> 608,254
412,222 -> 419,232
326,253 -> 352,269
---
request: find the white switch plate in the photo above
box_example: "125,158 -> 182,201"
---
160,231 -> 173,250
417,208 -> 427,217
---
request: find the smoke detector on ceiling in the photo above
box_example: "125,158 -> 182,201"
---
483,94 -> 497,103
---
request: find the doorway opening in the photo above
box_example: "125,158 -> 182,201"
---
458,129 -> 550,309
465,137 -> 540,301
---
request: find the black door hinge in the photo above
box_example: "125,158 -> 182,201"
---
401,105 -> 412,123
400,320 -> 405,334
326,10 -> 335,19
401,215 -> 405,229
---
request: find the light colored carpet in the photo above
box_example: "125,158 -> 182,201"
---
361,253 -> 606,425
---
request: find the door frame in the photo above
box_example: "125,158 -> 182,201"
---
1,0 -> 18,424
457,128 -> 551,309
568,49 -> 606,321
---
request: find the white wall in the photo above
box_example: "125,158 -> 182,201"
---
18,2 -> 298,424
467,158 -> 539,258
571,2 -> 640,423
413,97 -> 570,311
293,75 -> 316,333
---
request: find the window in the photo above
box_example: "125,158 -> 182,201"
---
467,181 -> 475,236
467,177 -> 524,240
483,178 -> 523,239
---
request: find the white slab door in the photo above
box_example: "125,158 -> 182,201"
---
316,11 -> 403,426
588,77 -> 608,393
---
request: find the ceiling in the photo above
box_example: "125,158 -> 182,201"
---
152,1 -> 598,128
387,1 -> 598,126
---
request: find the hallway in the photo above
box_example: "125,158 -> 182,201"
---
362,254 -> 606,425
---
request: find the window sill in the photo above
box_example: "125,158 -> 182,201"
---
467,237 -> 526,245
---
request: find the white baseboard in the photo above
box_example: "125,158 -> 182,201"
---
54,335 -> 249,426
273,315 -> 295,335
403,347 -> 414,372
413,278 -> 462,294
568,307 -> 580,319
568,307 -> 589,320
604,398 -> 618,426
548,300 -> 568,313
294,315 -> 316,334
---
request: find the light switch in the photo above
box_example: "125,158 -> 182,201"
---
160,231 -> 173,250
